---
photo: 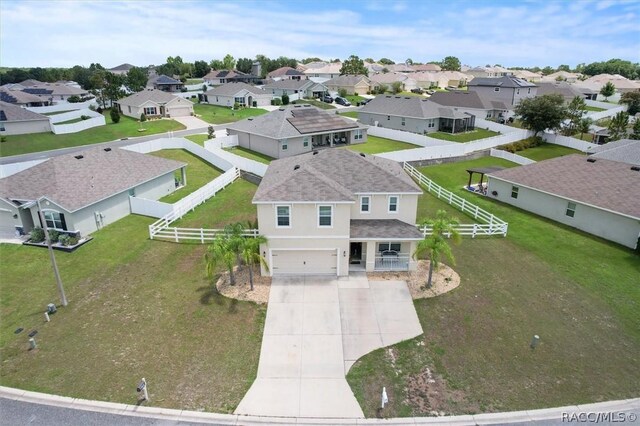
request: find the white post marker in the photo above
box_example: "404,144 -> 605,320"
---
29,338 -> 37,350
381,386 -> 388,409
137,378 -> 149,401
44,312 -> 50,322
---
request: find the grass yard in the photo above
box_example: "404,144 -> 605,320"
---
0,110 -> 185,157
517,143 -> 582,161
194,104 -> 268,125
339,111 -> 359,119
343,135 -> 420,155
292,99 -> 336,110
0,185 -> 264,412
572,132 -> 595,142
346,95 -> 365,105
348,157 -> 640,417
151,149 -> 223,204
185,134 -> 209,146
186,78 -> 204,85
585,105 -> 606,112
43,110 -> 75,116
224,146 -> 273,164
428,128 -> 499,143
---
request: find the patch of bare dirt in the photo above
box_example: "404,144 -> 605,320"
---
405,367 -> 472,416
216,266 -> 271,304
368,260 -> 460,299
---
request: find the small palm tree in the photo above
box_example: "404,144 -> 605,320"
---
577,117 -> 593,140
224,222 -> 246,268
205,235 -> 237,285
413,210 -> 462,289
240,235 -> 268,291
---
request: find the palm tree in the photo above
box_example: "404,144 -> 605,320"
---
240,235 -> 268,291
224,222 -> 246,268
205,235 -> 237,285
577,117 -> 593,140
413,210 -> 462,289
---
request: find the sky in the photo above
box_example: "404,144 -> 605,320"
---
1,0 -> 639,69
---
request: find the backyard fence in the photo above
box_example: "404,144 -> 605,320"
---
541,132 -> 598,152
50,109 -> 106,134
204,135 -> 239,149
367,126 -> 454,147
403,162 -> 508,237
26,100 -> 97,114
584,104 -> 626,122
489,148 -> 536,165
204,138 -> 268,177
129,197 -> 173,219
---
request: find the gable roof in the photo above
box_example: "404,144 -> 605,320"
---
227,105 -> 363,139
263,79 -> 317,91
589,139 -> 640,166
108,63 -> 135,72
303,62 -> 342,75
0,101 -> 50,122
359,95 -> 470,120
203,69 -> 254,80
0,88 -> 46,105
412,64 -> 441,72
19,79 -> 44,87
469,76 -> 537,88
324,75 -> 371,87
535,81 -> 584,101
429,91 -> 511,110
0,147 -> 186,213
116,89 -> 192,107
253,149 -> 422,203
489,154 -> 640,218
267,67 -> 305,78
153,75 -> 182,85
204,82 -> 269,97
369,72 -> 410,85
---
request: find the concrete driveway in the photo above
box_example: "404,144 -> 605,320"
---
173,115 -> 210,129
235,273 -> 423,418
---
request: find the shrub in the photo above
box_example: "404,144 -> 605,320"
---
202,84 -> 207,92
67,95 -> 81,103
0,136 -> 6,143
68,236 -> 79,246
89,104 -> 96,111
208,125 -> 215,139
110,108 -> 120,123
180,87 -> 188,92
48,230 -> 60,243
354,92 -> 359,96
140,113 -> 147,122
96,107 -> 103,114
272,98 -> 282,106
58,234 -> 71,246
282,94 -> 290,105
29,227 -> 45,243
233,101 -> 240,110
80,115 -> 90,120
338,88 -> 348,98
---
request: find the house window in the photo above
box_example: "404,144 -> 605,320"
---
281,140 -> 288,150
566,202 -> 577,218
494,87 -> 500,92
516,89 -> 520,95
303,137 -> 309,147
128,188 -> 136,197
0,123 -> 5,131
43,211 -> 67,231
387,115 -> 390,120
511,186 -> 519,199
276,206 -> 290,227
388,195 -> 398,213
318,205 -> 332,227
143,106 -> 157,115
427,119 -> 435,128
486,112 -> 492,118
127,106 -> 131,113
379,242 -> 401,252
360,196 -> 370,213
528,88 -> 531,94
234,97 -> 246,106
354,129 -> 363,140
401,117 -> 406,126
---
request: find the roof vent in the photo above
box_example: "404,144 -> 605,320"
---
103,147 -> 112,152
294,165 -> 300,170
279,108 -> 285,111
631,166 -> 640,171
74,155 -> 84,160
359,153 -> 366,157
587,158 -> 596,163
312,151 -> 319,155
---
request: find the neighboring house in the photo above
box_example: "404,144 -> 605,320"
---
108,63 -> 136,75
387,63 -> 414,73
115,89 -> 194,119
468,76 -> 537,106
303,62 -> 342,83
589,139 -> 640,166
535,81 -> 586,103
540,71 -> 582,83
412,71 -> 470,89
203,70 -> 261,86
487,155 -> 640,249
369,72 -> 417,92
262,79 -> 328,99
466,66 -> 513,78
510,69 -> 543,82
578,74 -> 640,94
0,101 -> 52,135
324,74 -> 372,95
226,104 -> 368,159
252,149 -> 424,276
365,62 -> 386,74
201,82 -> 272,107
412,64 -> 441,72
266,66 -> 306,81
22,83 -> 91,103
429,91 -> 512,120
18,79 -> 44,87
0,87 -> 51,107
358,95 -> 476,134
0,147 -> 186,239
149,75 -> 184,92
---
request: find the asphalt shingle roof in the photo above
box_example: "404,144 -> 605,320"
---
116,89 -> 190,107
350,219 -> 424,239
469,76 -> 537,89
267,67 -> 305,78
108,63 -> 135,71
253,149 -> 422,203
489,154 -> 640,218
589,139 -> 640,166
0,88 -> 45,105
0,147 -> 186,213
429,91 -> 510,110
204,82 -> 269,96
359,95 -> 470,120
0,101 -> 49,122
324,75 -> 371,86
154,75 -> 182,85
263,80 -> 315,91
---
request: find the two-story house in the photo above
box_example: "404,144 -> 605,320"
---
468,76 -> 537,106
252,149 -> 424,276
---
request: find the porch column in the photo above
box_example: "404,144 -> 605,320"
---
330,133 -> 334,147
365,241 -> 377,272
408,241 -> 418,271
181,167 -> 187,187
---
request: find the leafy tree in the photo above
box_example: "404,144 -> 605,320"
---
600,82 -> 616,101
381,67 -> 389,74
563,96 -> 587,136
441,56 -> 461,71
620,91 -> 640,116
413,210 -> 461,289
222,54 -> 235,70
224,222 -> 247,269
514,93 -> 567,136
240,235 -> 268,291
630,119 -> 640,140
557,64 -> 571,72
205,235 -> 238,286
582,58 -> 640,80
103,72 -> 125,105
236,57 -> 254,74
608,111 -> 629,141
541,66 -> 555,75
338,88 -> 348,98
379,58 -> 395,65
339,55 -> 368,76
281,94 -> 289,105
140,113 -> 147,122
110,108 -> 120,123
405,58 -> 413,65
577,117 -> 593,140
193,60 -> 210,78
301,57 -> 322,64
209,59 -> 224,70
364,58 -> 375,63
125,67 -> 148,92
390,81 -> 403,94
208,125 -> 215,139
555,75 -> 566,82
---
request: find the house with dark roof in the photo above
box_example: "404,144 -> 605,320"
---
0,147 -> 186,239
22,83 -> 90,103
324,75 -> 372,95
107,63 -> 136,76
149,74 -> 184,92
262,79 -> 328,100
358,95 -> 476,134
266,66 -> 306,81
201,82 -> 272,107
487,155 -> 640,249
468,76 -> 537,106
226,105 -> 368,159
252,149 -> 424,276
115,89 -> 194,119
429,91 -> 512,120
0,88 -> 51,107
535,81 -> 586,103
0,101 -> 52,135
203,70 -> 261,86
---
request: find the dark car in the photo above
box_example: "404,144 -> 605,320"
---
410,88 -> 424,94
322,94 -> 333,103
335,96 -> 351,106
357,98 -> 372,106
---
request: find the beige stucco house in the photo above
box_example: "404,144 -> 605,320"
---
201,82 -> 272,107
253,149 -> 424,276
324,75 -> 372,95
115,89 -> 194,119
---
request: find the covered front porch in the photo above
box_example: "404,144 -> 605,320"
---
349,219 -> 423,272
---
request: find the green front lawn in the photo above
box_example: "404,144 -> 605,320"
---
224,146 -> 273,164
428,128 -> 500,143
185,134 -> 210,146
585,105 -> 606,112
343,135 -> 420,155
151,149 -> 223,204
0,180 -> 264,412
54,117 -> 86,125
292,99 -> 336,109
0,111 -> 185,157
348,157 -> 640,417
339,111 -> 359,119
517,143 -> 582,161
346,95 -> 365,105
194,104 -> 268,125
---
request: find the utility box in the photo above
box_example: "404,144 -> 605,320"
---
47,303 -> 57,314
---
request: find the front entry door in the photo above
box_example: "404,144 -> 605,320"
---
350,242 -> 362,264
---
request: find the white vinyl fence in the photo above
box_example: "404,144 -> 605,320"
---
26,100 -> 97,114
489,148 -> 536,165
204,138 -> 268,177
541,132 -> 598,152
50,109 -> 106,134
367,126 -> 454,147
129,197 -> 173,218
474,118 -> 519,134
204,135 -> 239,149
585,99 -> 621,110
0,159 -> 47,178
585,104 -> 626,122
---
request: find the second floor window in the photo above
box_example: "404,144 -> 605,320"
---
276,206 -> 290,227
360,196 -> 370,213
318,205 -> 332,227
388,196 -> 398,213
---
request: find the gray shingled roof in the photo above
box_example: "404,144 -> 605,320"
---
429,91 -> 510,110
263,80 -> 315,91
0,147 -> 185,212
489,154 -> 640,218
535,82 -> 584,101
350,219 -> 424,239
325,75 -> 371,86
204,82 -> 269,96
359,95 -> 470,120
109,63 -> 135,71
154,75 -> 182,85
0,101 -> 49,122
590,139 -> 640,166
253,149 -> 422,203
116,89 -> 190,107
267,67 -> 305,78
227,105 -> 365,139
469,76 -> 537,88
0,89 -> 47,105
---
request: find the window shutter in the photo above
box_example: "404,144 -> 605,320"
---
59,213 -> 67,231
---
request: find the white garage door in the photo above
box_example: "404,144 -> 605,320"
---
0,211 -> 17,239
272,250 -> 337,275
168,107 -> 192,117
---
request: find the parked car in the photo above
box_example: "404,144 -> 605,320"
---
426,89 -> 436,95
335,96 -> 351,106
357,98 -> 372,106
322,94 -> 333,103
445,86 -> 458,91
410,88 -> 424,94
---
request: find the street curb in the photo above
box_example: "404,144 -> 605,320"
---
1,386 -> 638,425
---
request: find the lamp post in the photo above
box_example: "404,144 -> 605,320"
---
36,198 -> 68,307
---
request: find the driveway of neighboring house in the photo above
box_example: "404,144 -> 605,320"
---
234,273 -> 423,418
172,115 -> 210,129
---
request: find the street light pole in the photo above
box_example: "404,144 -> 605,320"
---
36,198 -> 68,307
